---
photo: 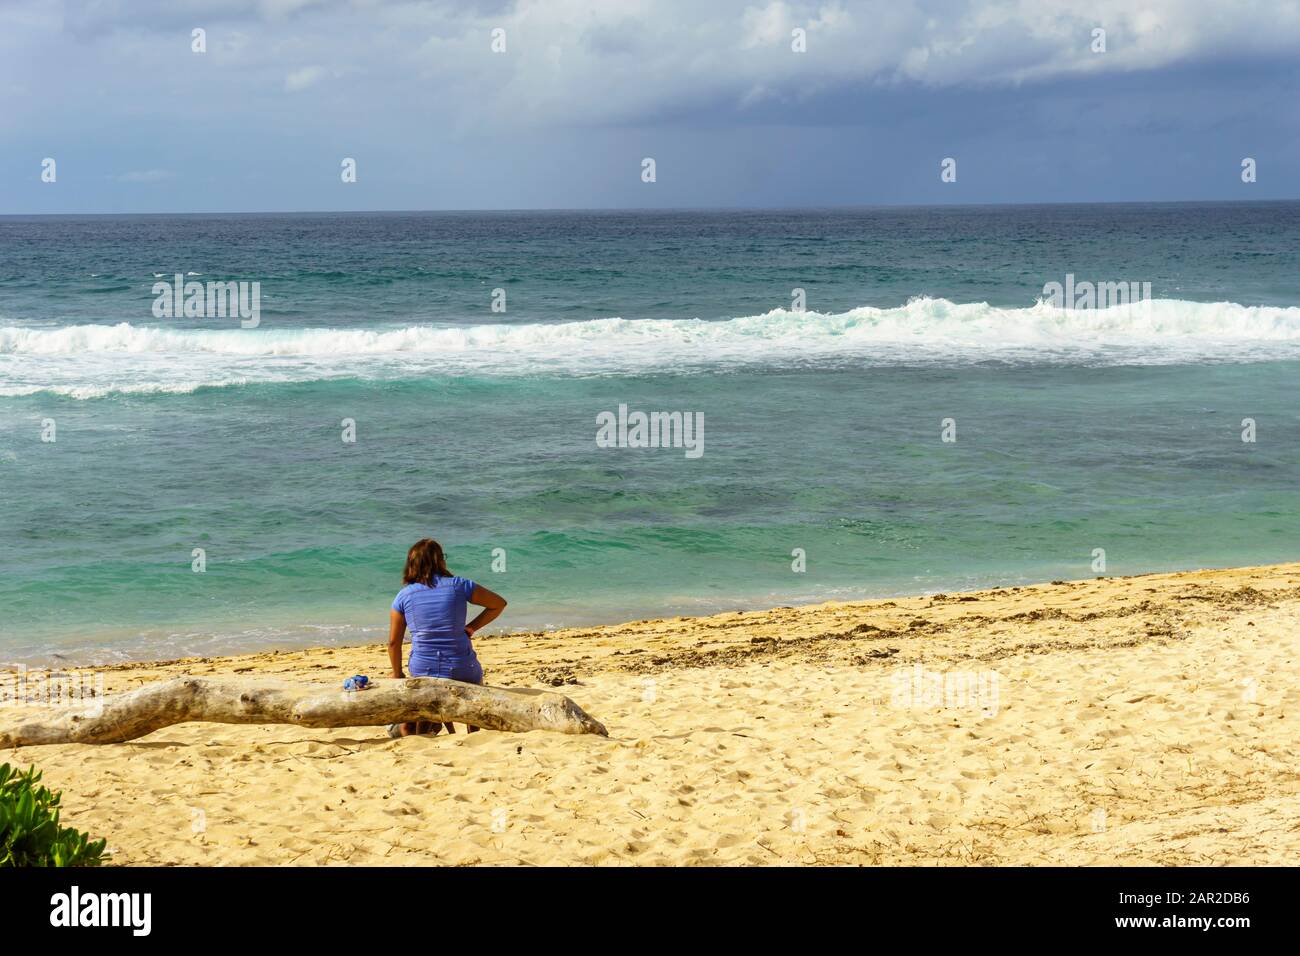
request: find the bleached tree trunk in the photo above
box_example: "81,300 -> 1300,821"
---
0,676 -> 607,747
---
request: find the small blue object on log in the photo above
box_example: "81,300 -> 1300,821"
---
342,675 -> 370,691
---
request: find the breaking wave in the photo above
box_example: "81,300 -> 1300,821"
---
4,297 -> 1300,398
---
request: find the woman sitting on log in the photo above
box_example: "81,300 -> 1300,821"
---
387,538 -> 507,738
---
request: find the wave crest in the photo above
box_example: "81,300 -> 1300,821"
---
4,297 -> 1300,399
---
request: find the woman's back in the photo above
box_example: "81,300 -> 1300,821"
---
388,539 -> 505,698
392,575 -> 476,660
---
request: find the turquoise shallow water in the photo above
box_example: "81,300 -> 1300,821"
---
1,204 -> 1298,665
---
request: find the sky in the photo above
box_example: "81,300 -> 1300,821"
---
1,0 -> 1298,213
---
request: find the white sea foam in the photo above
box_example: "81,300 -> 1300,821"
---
3,297 -> 1299,398
0,378 -> 253,400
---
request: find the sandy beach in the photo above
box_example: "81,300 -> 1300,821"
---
2,563 -> 1297,867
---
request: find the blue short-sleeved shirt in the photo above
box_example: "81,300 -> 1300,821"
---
392,576 -> 478,667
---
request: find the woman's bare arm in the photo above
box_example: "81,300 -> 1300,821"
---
388,609 -> 407,678
466,584 -> 507,637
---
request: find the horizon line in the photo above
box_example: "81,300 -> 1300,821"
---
2,196 -> 1297,218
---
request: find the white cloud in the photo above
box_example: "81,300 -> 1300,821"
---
284,65 -> 327,91
7,0 -> 1300,131
393,0 -> 1300,124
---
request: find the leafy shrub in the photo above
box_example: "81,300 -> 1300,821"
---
0,763 -> 107,867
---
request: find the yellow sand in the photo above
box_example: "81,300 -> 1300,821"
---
3,563 -> 1298,866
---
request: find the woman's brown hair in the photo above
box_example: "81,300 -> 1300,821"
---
403,538 -> 452,586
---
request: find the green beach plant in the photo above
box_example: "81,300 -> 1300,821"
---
0,762 -> 107,867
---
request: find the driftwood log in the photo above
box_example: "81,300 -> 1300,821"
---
0,676 -> 607,747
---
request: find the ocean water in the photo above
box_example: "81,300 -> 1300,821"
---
1,203 -> 1298,665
